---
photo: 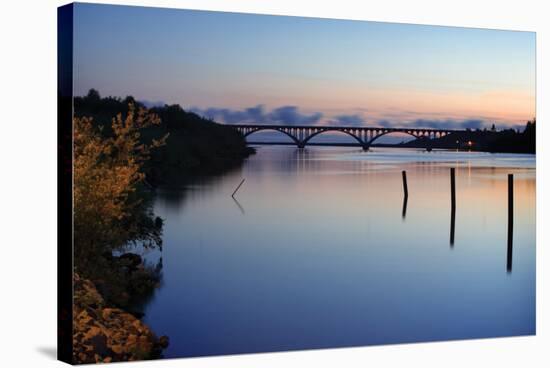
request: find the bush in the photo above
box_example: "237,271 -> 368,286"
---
73,104 -> 167,272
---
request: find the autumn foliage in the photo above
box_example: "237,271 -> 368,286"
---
73,104 -> 167,270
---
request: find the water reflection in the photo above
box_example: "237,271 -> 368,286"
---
507,174 -> 514,273
450,205 -> 456,247
232,196 -> 246,215
143,146 -> 535,358
155,166 -> 243,211
450,167 -> 456,248
507,228 -> 514,273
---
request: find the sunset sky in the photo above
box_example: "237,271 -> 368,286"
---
73,3 -> 536,131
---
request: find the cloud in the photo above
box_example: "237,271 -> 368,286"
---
269,106 -> 323,125
243,105 -> 266,123
374,118 -> 489,130
376,120 -> 393,128
330,114 -> 365,126
190,105 -> 323,125
194,106 -> 263,124
410,119 -> 484,130
189,104 -> 521,131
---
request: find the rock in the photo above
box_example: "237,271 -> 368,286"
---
83,326 -> 102,341
129,310 -> 145,318
102,308 -> 115,320
127,334 -> 138,345
76,310 -> 94,326
127,323 -> 140,335
138,335 -> 153,352
110,344 -> 124,355
89,333 -> 109,356
72,273 -> 168,364
158,335 -> 169,348
85,307 -> 99,320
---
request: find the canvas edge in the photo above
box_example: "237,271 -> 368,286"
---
58,2 -> 75,365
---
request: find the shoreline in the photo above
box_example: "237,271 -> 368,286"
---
73,273 -> 168,364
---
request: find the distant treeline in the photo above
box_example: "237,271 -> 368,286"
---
401,119 -> 536,153
74,89 -> 255,184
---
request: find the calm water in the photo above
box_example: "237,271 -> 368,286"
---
142,146 -> 536,358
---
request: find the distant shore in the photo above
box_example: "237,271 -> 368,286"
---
246,141 -> 536,154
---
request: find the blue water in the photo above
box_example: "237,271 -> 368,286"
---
141,147 -> 536,358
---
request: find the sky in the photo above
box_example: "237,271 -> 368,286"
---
73,3 -> 536,132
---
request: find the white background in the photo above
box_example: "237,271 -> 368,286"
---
0,0 -> 547,366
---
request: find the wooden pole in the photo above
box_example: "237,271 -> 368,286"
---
507,174 -> 514,272
232,178 -> 245,198
402,170 -> 408,198
450,168 -> 456,210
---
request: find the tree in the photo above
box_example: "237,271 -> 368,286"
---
523,118 -> 536,153
86,88 -> 101,101
73,104 -> 167,270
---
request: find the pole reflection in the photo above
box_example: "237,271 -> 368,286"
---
450,168 -> 456,248
232,196 -> 246,215
507,174 -> 514,273
450,205 -> 456,247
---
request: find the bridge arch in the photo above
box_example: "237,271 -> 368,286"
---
301,128 -> 366,148
366,130 -> 423,148
242,127 -> 300,145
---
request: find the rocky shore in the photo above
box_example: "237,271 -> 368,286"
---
73,273 -> 168,364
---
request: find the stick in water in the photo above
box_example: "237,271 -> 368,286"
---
402,170 -> 408,198
232,178 -> 246,198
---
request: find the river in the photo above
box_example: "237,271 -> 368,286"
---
141,146 -> 536,358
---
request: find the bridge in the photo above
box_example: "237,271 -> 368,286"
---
231,124 -> 457,150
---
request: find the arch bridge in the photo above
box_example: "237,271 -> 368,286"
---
231,124 -> 457,150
